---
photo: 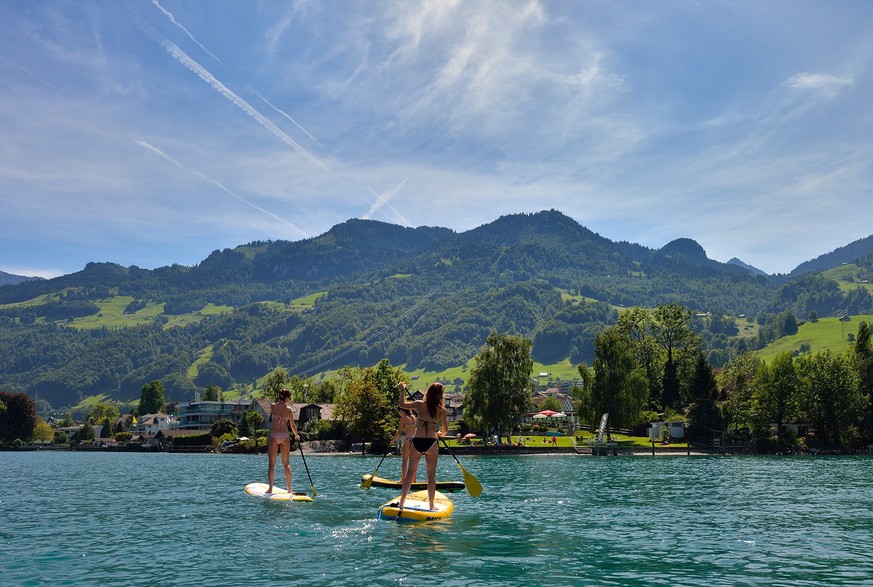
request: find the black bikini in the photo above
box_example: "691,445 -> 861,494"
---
412,437 -> 436,453
411,417 -> 438,453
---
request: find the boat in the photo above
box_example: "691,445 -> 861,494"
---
377,489 -> 454,522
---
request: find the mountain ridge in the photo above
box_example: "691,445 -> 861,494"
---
2,209 -> 873,408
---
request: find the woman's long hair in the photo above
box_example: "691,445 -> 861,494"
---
425,383 -> 444,419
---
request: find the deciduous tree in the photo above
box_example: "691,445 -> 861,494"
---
137,380 -> 165,416
466,332 -> 534,442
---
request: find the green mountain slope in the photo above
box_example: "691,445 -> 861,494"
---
1,209 -> 871,408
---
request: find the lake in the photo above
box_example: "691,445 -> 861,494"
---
2,451 -> 871,586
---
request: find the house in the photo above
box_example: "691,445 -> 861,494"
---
530,392 -> 576,421
249,399 -> 335,430
130,412 -> 176,437
648,421 -> 685,440
174,400 -> 251,432
444,393 -> 465,422
770,423 -> 809,438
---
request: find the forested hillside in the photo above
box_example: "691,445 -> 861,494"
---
2,210 -> 872,409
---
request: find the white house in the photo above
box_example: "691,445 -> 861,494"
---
648,421 -> 685,440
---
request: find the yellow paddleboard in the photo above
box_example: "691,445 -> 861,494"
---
244,482 -> 313,502
377,489 -> 454,522
360,474 -> 465,491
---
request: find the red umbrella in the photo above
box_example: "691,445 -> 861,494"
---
536,409 -> 557,417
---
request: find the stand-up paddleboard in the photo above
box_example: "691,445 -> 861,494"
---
377,490 -> 454,522
244,482 -> 313,502
361,475 -> 465,492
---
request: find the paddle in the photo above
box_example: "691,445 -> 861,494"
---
438,435 -> 483,498
402,387 -> 482,498
298,441 -> 317,497
360,448 -> 392,489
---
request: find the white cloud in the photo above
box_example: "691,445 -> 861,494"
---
785,72 -> 854,90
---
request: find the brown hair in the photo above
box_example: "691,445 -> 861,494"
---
425,382 -> 444,419
278,388 -> 291,401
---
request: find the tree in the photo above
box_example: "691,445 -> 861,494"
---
88,402 -> 119,424
538,396 -> 563,412
651,304 -> 700,410
685,352 -> 722,440
753,352 -> 798,447
720,352 -> 761,435
241,410 -> 264,438
203,385 -> 221,401
616,307 -> 663,410
796,351 -> 866,449
262,368 -> 289,401
590,328 -> 648,430
0,391 -> 38,442
33,419 -> 54,444
100,416 -> 114,439
138,381 -> 165,416
210,418 -> 237,439
466,332 -> 534,442
76,421 -> 95,442
333,366 -> 395,453
852,321 -> 873,440
572,363 -> 595,425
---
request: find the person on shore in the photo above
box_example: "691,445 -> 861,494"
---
397,382 -> 448,510
267,388 -> 300,494
390,406 -> 418,483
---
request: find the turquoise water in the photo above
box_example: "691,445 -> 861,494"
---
2,452 -> 871,586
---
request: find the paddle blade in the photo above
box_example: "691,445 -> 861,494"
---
460,465 -> 482,497
310,484 -> 317,498
361,474 -> 374,489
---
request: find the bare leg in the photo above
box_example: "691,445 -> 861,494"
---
425,443 -> 438,509
267,437 -> 278,493
401,440 -> 411,483
280,439 -> 292,493
399,448 -> 423,508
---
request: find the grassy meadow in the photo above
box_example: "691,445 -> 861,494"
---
755,314 -> 873,363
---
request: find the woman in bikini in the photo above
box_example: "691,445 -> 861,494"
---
397,382 -> 448,510
267,388 -> 300,494
390,406 -> 418,484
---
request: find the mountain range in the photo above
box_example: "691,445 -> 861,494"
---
2,209 -> 872,409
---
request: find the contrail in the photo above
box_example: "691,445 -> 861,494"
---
135,139 -> 310,238
362,179 -> 413,226
150,0 -> 317,143
155,35 -> 330,171
255,90 -> 316,141
151,0 -> 227,68
147,24 -> 413,227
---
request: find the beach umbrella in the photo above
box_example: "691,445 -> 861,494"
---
536,409 -> 557,417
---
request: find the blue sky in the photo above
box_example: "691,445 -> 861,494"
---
2,1 -> 871,278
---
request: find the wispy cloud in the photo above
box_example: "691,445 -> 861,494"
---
785,72 -> 854,90
135,140 -> 309,238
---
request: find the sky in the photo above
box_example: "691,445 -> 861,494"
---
2,1 -> 872,279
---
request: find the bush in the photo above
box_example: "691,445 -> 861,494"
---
115,432 -> 133,443
171,432 -> 211,447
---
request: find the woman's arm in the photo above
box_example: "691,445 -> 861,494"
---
437,408 -> 449,437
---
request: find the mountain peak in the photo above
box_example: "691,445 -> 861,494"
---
659,238 -> 708,261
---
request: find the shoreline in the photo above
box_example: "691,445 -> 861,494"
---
9,443 -> 861,456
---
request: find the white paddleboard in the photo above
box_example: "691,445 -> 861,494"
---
244,482 -> 313,502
